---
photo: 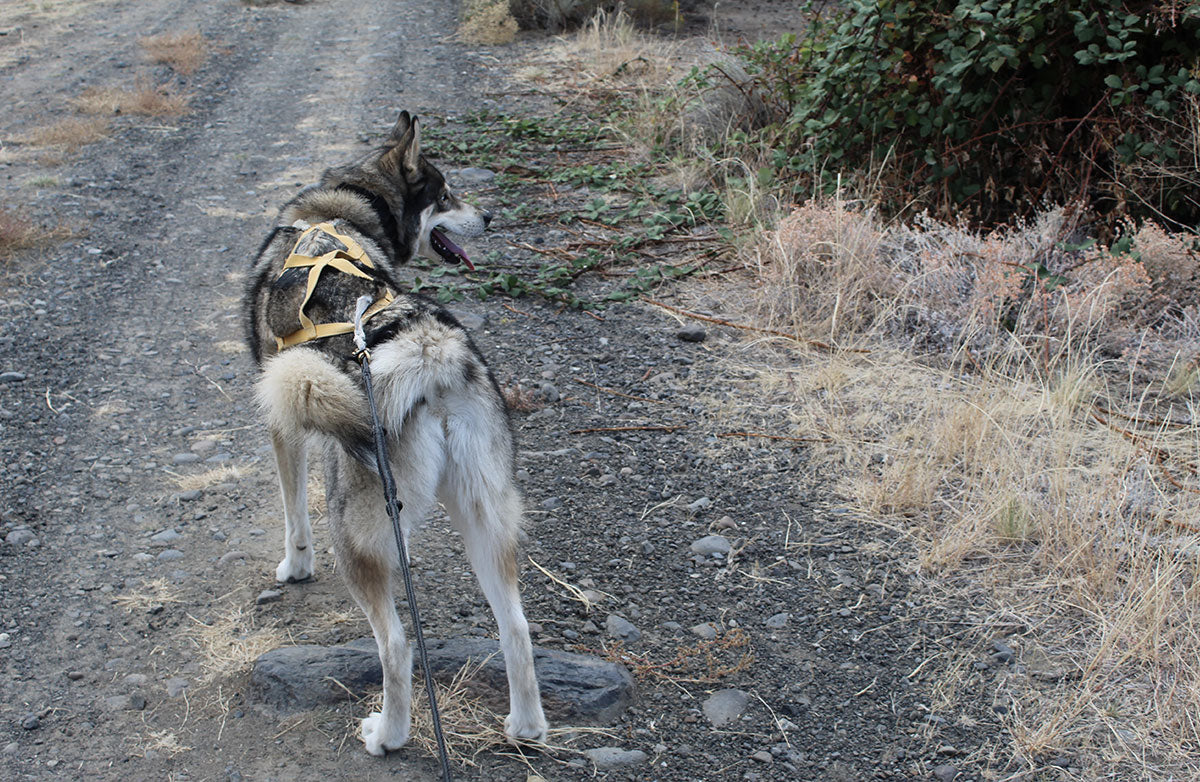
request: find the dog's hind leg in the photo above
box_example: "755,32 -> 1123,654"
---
439,428 -> 548,744
270,430 -> 314,583
340,540 -> 413,756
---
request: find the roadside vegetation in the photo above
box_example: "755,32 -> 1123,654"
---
448,3 -> 1200,778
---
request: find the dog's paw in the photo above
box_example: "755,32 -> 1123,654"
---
504,709 -> 548,745
275,554 -> 314,584
361,712 -> 408,756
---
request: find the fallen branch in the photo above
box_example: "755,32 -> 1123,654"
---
569,425 -> 687,434
573,378 -> 670,405
642,298 -> 868,354
717,431 -> 832,444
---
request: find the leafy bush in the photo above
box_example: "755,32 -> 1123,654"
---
711,1 -> 1200,227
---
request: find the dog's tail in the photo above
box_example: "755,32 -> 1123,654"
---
256,347 -> 377,466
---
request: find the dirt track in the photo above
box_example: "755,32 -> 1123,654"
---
0,2 -> 1002,780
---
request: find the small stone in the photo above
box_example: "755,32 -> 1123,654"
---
129,693 -> 147,711
677,326 -> 707,343
256,589 -> 282,605
991,640 -> 1016,664
0,371 -> 27,383
178,489 -> 202,502
0,633 -> 11,648
583,747 -> 648,768
765,612 -> 790,629
218,551 -> 248,567
166,678 -> 189,698
190,439 -> 216,454
687,496 -> 713,511
605,614 -> 640,642
67,671 -> 84,681
541,497 -> 563,511
454,167 -> 496,186
689,535 -> 731,556
20,713 -> 39,730
751,750 -> 773,763
703,689 -> 749,728
171,453 -> 202,465
157,549 -> 185,562
714,515 -> 737,531
932,764 -> 958,782
690,623 -> 718,640
539,383 -> 560,403
6,529 -> 36,546
124,673 -> 149,687
151,529 -> 181,544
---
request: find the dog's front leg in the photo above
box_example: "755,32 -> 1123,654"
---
270,431 -> 315,583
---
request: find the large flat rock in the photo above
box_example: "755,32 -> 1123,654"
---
250,637 -> 634,724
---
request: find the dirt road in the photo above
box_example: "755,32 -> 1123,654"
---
0,2 -> 999,780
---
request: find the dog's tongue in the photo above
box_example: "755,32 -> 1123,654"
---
430,228 -> 474,270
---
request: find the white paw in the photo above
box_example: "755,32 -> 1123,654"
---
275,553 -> 313,583
504,709 -> 548,744
361,711 -> 408,756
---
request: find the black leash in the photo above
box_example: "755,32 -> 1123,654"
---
352,296 -> 453,781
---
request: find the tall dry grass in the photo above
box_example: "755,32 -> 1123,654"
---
723,197 -> 1200,776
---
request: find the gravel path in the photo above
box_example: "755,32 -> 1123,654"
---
0,2 -> 1000,780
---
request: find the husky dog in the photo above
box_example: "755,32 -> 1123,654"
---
243,111 -> 548,755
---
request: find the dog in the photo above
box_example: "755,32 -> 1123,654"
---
242,111 -> 548,755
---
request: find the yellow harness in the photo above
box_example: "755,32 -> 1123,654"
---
274,222 -> 396,351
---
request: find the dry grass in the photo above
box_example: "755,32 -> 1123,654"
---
0,209 -> 41,259
358,658 -> 596,769
183,601 -> 288,683
139,31 -> 208,76
72,82 -> 190,117
167,464 -> 248,492
114,578 -> 185,614
458,0 -> 518,45
20,116 -> 110,148
691,198 -> 1200,778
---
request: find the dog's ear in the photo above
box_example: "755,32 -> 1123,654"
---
389,110 -> 412,141
380,115 -> 422,179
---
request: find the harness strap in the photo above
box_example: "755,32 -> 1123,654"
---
274,222 -> 396,351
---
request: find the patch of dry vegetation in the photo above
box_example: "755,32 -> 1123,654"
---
184,600 -> 288,684
139,31 -> 208,76
458,0 -> 518,45
20,116 -> 110,148
72,82 -> 190,117
688,197 -> 1200,777
0,207 -> 70,261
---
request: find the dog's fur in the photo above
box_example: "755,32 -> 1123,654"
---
242,111 -> 547,755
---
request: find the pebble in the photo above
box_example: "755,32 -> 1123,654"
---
67,671 -> 84,681
932,764 -> 958,782
172,453 -> 202,465
166,678 -> 189,698
751,750 -> 773,763
703,689 -> 749,728
677,326 -> 707,343
605,614 -> 640,642
541,497 -> 563,511
0,371 -> 27,383
218,551 -> 248,566
178,489 -> 202,502
714,515 -> 737,531
6,529 -> 37,546
151,529 -> 181,544
454,167 -> 496,186
690,622 -> 718,640
765,612 -> 790,629
539,383 -> 560,403
20,713 -> 39,730
256,589 -> 282,605
689,535 -> 731,556
0,633 -> 10,649
991,640 -> 1016,664
157,549 -> 185,562
687,496 -> 713,511
583,747 -> 648,768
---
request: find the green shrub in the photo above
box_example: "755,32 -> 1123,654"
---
710,1 -> 1200,227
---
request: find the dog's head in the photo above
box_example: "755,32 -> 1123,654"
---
326,111 -> 491,268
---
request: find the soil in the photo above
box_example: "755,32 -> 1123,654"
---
0,2 -> 1004,781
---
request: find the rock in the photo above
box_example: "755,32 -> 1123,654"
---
250,637 -> 634,723
583,747 -> 648,768
605,614 -> 640,642
689,535 -> 731,556
541,497 -> 563,511
157,549 -> 184,562
66,671 -> 83,681
687,496 -> 713,511
166,678 -> 189,698
450,310 -> 486,331
703,688 -> 749,727
714,515 -> 737,531
150,529 -> 181,544
932,764 -> 958,782
6,529 -> 36,546
218,551 -> 248,567
751,750 -> 773,763
990,640 -> 1016,664
0,633 -> 9,649
765,612 -> 790,629
20,713 -> 38,730
690,622 -> 718,640
0,371 -> 27,383
178,490 -> 202,502
454,167 -> 496,186
171,453 -> 202,465
677,326 -> 707,343
539,383 -> 560,403
256,589 -> 282,605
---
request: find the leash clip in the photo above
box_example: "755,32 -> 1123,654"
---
352,294 -> 373,364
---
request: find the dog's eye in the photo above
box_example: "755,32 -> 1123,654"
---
438,191 -> 451,206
